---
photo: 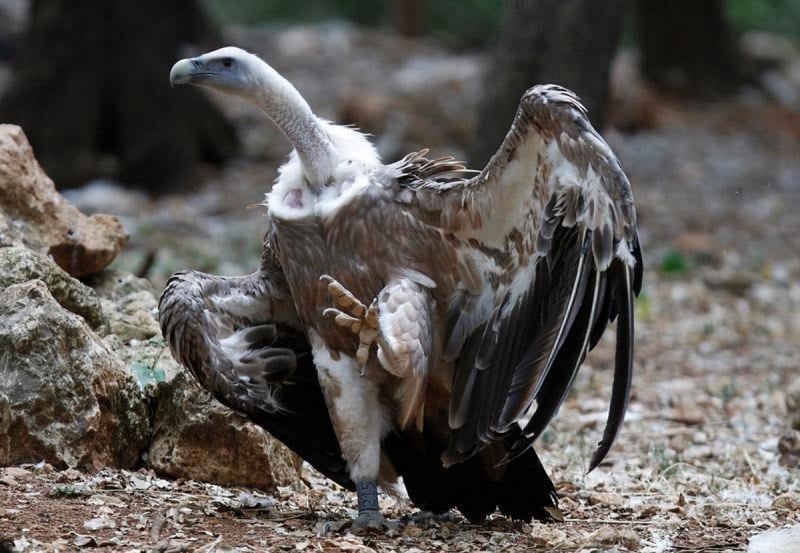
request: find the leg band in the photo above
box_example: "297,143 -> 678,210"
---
356,479 -> 379,512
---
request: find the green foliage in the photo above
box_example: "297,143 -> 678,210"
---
660,249 -> 690,275
424,0 -> 503,46
130,361 -> 167,391
727,0 -> 800,37
719,378 -> 738,403
202,0 -> 388,27
202,0 -> 503,46
202,0 -> 800,42
539,428 -> 556,445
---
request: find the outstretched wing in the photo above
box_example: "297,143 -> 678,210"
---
158,238 -> 353,489
400,85 -> 642,469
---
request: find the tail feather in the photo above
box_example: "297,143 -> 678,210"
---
384,422 -> 559,523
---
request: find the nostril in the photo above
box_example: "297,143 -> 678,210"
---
191,59 -> 202,69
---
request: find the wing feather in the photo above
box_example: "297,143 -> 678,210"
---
412,85 -> 643,468
588,261 -> 635,471
158,240 -> 353,489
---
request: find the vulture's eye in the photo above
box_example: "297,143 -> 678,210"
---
222,58 -> 234,68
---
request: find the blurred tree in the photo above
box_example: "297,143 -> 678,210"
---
0,0 -> 238,190
395,0 -> 425,36
469,0 -> 625,167
636,0 -> 747,94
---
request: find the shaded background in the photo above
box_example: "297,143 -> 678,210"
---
1,0 -> 798,193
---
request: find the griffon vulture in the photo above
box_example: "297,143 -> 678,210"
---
161,46 -> 642,530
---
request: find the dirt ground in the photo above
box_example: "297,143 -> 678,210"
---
2,24 -> 800,552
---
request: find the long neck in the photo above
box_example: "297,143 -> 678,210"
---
249,62 -> 338,191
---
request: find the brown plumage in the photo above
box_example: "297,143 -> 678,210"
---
163,47 -> 643,529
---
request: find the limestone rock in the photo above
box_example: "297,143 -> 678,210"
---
785,379 -> 800,431
0,125 -> 128,277
778,429 -> 800,468
88,269 -> 160,341
147,369 -> 300,490
0,280 -> 148,469
0,246 -> 105,328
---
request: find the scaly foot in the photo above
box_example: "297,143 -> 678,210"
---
346,479 -> 398,533
350,509 -> 399,533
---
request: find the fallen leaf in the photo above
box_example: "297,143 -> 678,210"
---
588,492 -> 625,506
73,534 -> 97,547
772,493 -> 800,512
83,517 -> 116,531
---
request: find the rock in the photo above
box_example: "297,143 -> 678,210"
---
88,269 -> 160,341
0,246 -> 105,328
528,524 -> 569,548
702,269 -> 758,296
110,336 -> 182,395
785,379 -> 800,431
672,231 -> 721,265
749,523 -> 800,553
589,527 -> 641,550
107,325 -> 301,491
609,50 -> 660,133
0,125 -> 127,277
588,492 -> 625,506
0,280 -> 148,469
147,369 -> 300,490
778,429 -> 800,468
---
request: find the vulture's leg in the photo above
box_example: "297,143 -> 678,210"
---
308,331 -> 394,531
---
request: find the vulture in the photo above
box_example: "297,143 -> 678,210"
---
162,47 -> 643,530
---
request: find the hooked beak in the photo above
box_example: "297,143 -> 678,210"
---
169,58 -> 210,86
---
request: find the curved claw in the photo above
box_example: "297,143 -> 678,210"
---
323,307 -> 363,333
321,274 -> 366,317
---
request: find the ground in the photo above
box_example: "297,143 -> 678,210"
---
2,24 -> 800,553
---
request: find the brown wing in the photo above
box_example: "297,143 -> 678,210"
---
394,85 -> 642,470
158,237 -> 353,489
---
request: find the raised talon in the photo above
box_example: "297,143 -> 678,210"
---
320,274 -> 366,317
321,275 -> 384,375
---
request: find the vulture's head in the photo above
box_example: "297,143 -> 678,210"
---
170,47 -> 259,96
169,46 -> 356,189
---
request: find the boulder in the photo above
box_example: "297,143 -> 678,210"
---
0,127 -> 300,491
108,323 -> 302,490
0,246 -> 105,329
0,125 -> 128,277
0,280 -> 148,469
147,367 -> 300,490
88,269 -> 160,341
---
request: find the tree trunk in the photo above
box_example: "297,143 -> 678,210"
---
0,0 -> 238,191
469,0 -> 625,167
636,0 -> 745,95
395,0 -> 425,37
